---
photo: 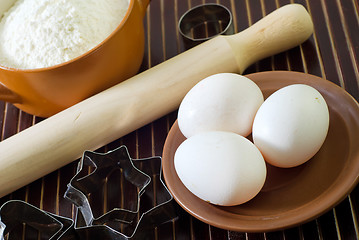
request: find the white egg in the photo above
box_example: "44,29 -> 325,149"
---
174,131 -> 267,206
178,73 -> 264,138
252,84 -> 329,168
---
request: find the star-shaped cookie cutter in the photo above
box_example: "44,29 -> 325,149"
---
0,145 -> 178,240
64,146 -> 152,227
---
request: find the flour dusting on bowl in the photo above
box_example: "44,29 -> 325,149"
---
0,0 -> 130,69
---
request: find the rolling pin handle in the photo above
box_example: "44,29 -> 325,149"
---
226,4 -> 314,73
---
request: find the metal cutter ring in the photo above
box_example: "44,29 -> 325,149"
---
178,3 -> 234,48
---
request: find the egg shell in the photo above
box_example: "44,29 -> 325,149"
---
252,84 -> 330,168
178,73 -> 264,138
174,131 -> 267,206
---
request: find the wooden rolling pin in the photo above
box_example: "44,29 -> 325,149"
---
0,4 -> 313,197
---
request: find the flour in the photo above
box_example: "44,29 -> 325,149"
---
0,0 -> 130,69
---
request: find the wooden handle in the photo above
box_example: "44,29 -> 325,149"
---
227,3 -> 314,73
0,4 -> 313,197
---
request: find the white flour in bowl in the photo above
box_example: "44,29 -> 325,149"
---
0,0 -> 130,69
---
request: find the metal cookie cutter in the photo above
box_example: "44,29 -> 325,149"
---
178,3 -> 234,48
0,200 -> 75,240
0,145 -> 178,240
64,146 -> 152,228
65,146 -> 178,239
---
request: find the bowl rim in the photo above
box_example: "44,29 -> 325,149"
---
162,71 -> 359,232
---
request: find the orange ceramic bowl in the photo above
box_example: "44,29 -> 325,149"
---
0,0 -> 149,117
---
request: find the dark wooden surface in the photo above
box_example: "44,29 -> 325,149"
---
1,0 -> 359,239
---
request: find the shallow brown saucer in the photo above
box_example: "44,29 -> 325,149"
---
162,71 -> 359,232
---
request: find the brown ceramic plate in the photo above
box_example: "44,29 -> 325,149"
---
162,71 -> 359,232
